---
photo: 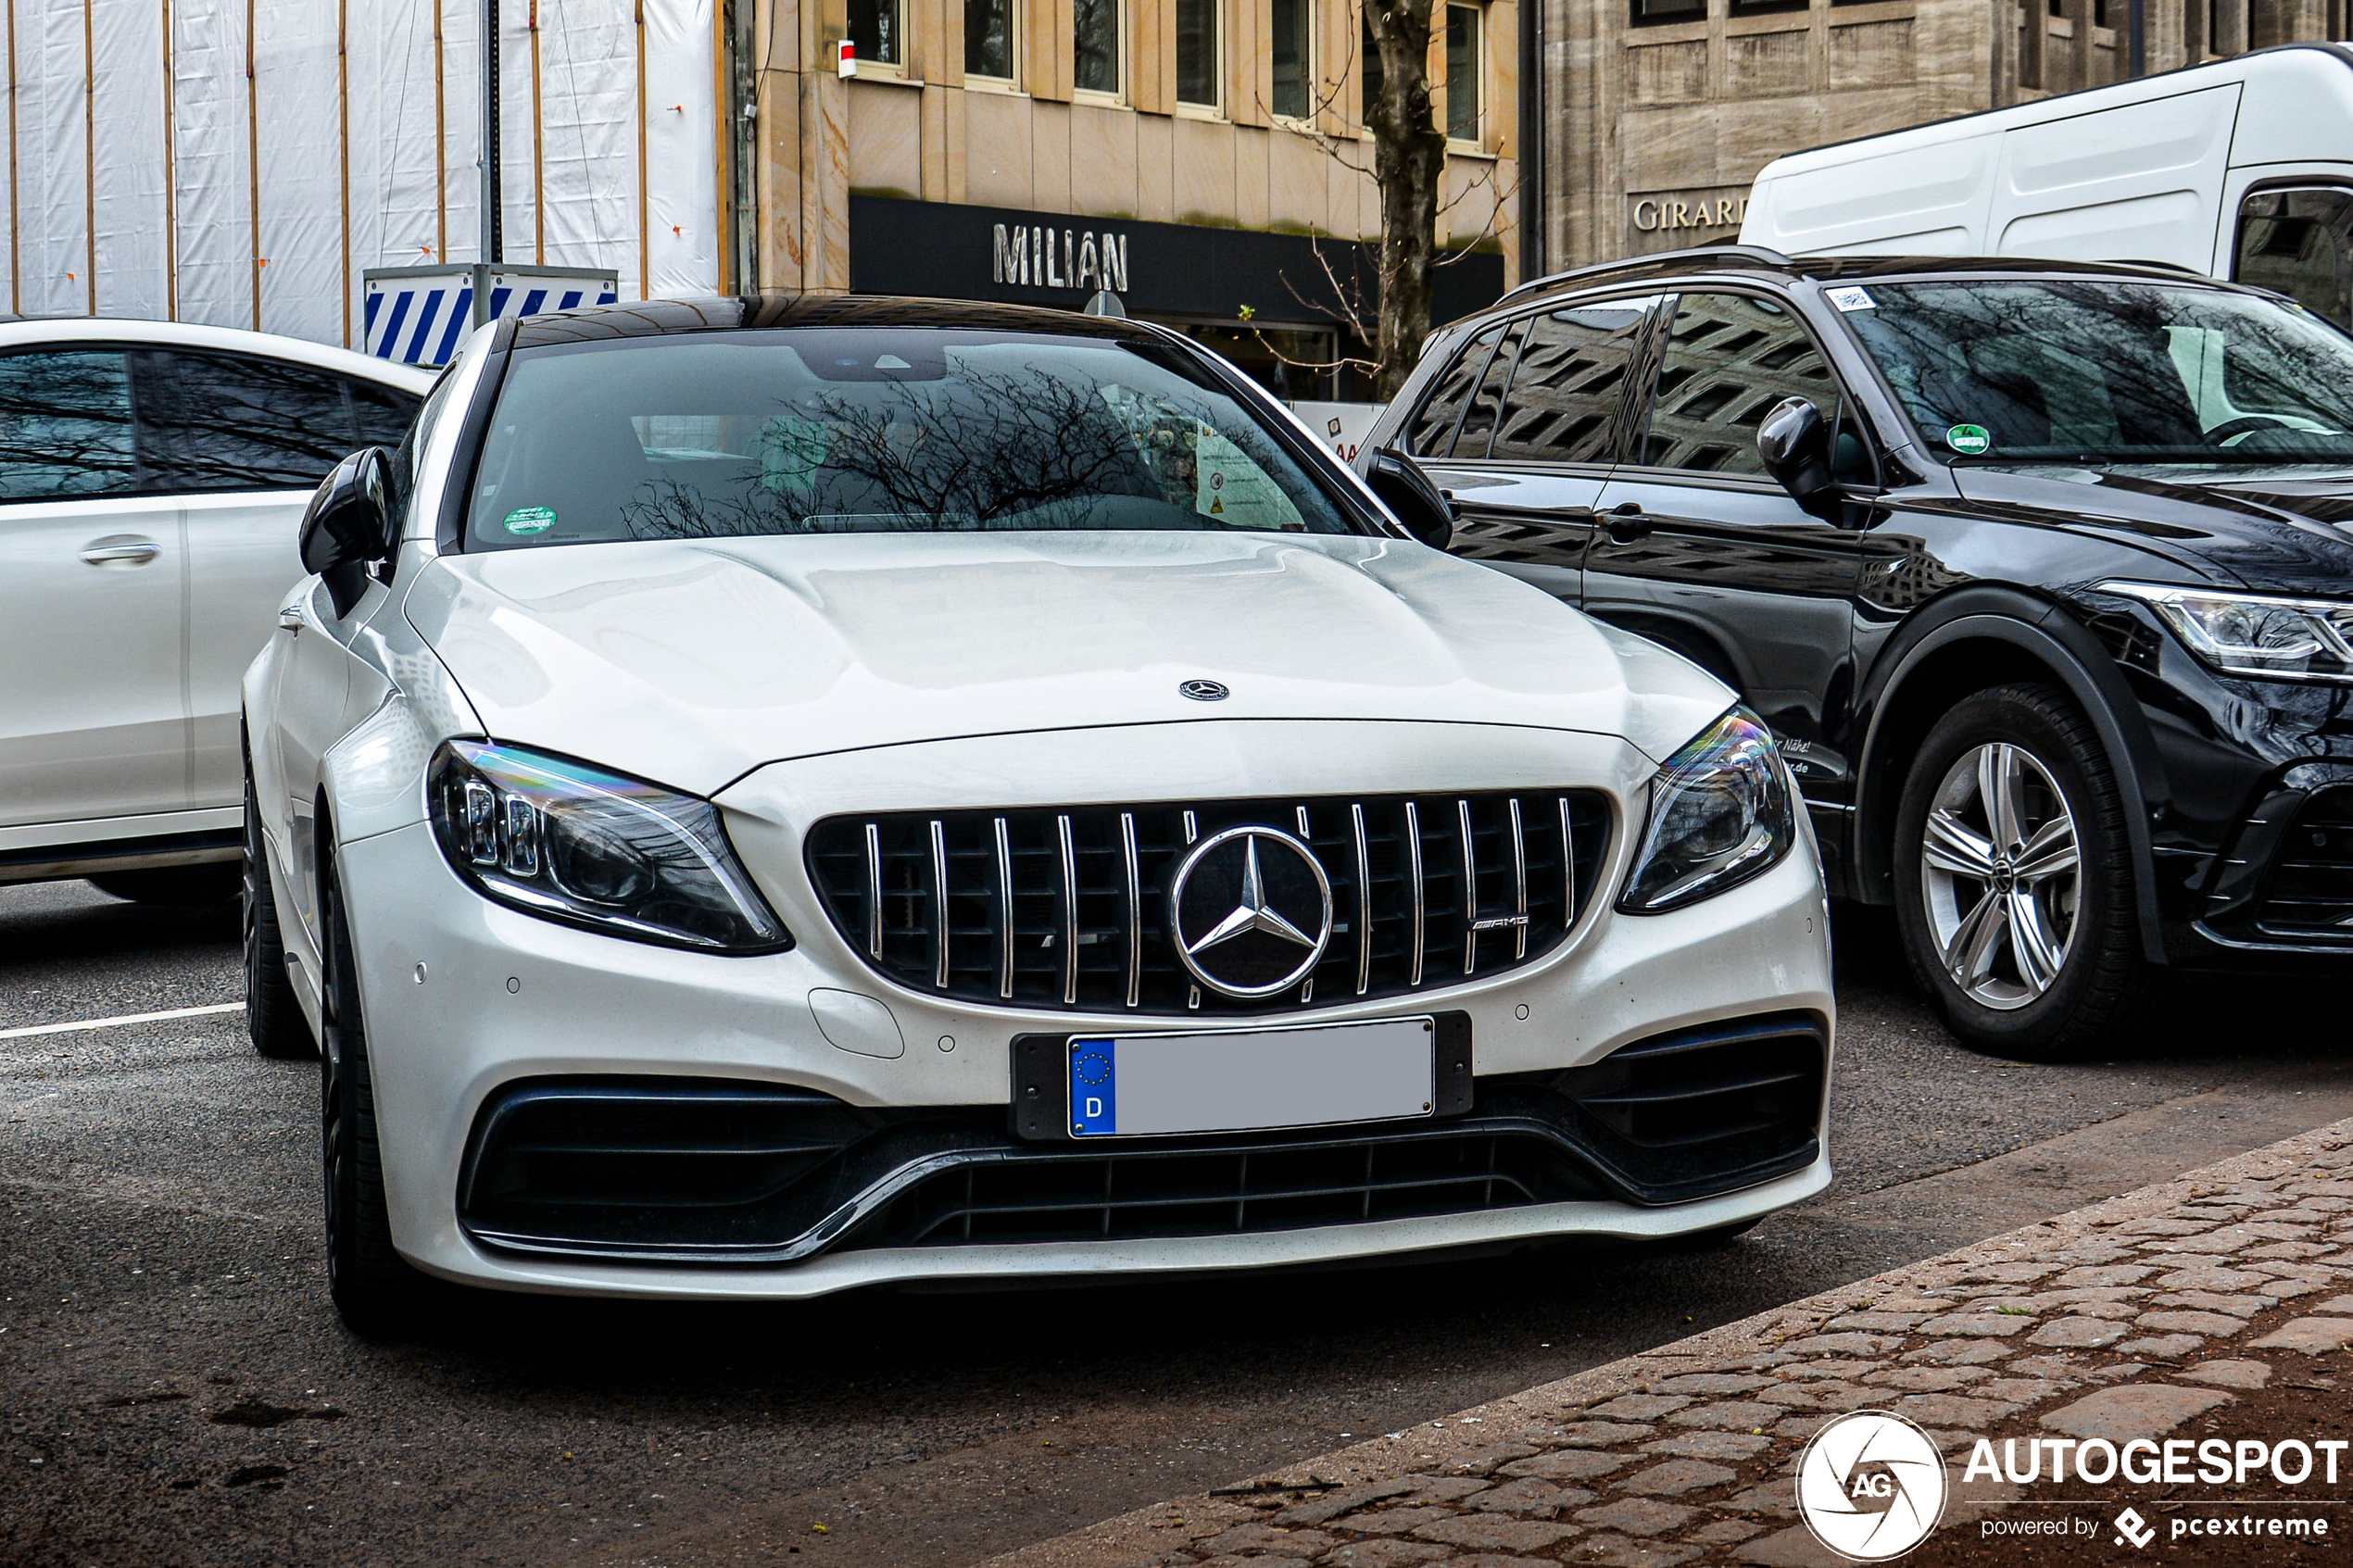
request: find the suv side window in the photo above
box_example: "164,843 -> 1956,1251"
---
1641,292 -> 1837,475
1451,320 -> 1527,459
0,349 -> 140,500
1405,323 -> 1507,458
1491,295 -> 1661,464
2233,186 -> 2353,330
137,351 -> 367,491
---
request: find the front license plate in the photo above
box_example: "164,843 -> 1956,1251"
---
1064,1016 -> 1437,1138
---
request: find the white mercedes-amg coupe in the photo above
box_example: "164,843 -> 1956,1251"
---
242,296 -> 1834,1336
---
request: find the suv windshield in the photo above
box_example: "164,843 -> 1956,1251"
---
1836,279 -> 2353,464
464,329 -> 1356,548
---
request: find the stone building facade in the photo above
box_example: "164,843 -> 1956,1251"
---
1534,0 -> 2353,273
733,0 -> 1520,392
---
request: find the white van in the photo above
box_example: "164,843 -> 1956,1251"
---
1740,44 -> 2353,327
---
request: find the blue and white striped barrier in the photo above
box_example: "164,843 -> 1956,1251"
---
361,266 -> 620,367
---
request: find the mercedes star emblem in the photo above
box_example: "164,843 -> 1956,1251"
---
1178,679 -> 1230,702
1166,825 -> 1334,997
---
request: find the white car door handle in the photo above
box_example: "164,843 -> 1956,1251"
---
278,606 -> 308,632
80,537 -> 161,567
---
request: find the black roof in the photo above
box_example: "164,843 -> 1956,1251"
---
1490,245 -> 2225,315
507,292 -> 1157,349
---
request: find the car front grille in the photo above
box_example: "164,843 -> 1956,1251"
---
2252,787 -> 2353,942
802,791 -> 1612,1015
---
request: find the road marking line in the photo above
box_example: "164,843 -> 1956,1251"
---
0,1002 -> 245,1040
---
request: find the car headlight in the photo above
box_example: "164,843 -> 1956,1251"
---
427,740 -> 790,953
1618,707 -> 1795,914
2100,581 -> 2353,683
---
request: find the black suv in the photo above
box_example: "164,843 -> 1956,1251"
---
1359,248 -> 2353,1059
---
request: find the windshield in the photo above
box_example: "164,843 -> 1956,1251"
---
1835,280 -> 2353,464
463,329 -> 1357,549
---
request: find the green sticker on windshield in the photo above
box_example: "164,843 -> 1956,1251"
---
1946,423 -> 1992,456
502,505 -> 557,535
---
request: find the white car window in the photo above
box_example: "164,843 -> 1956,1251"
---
0,349 -> 138,499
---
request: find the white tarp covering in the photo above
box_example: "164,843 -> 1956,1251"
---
0,0 -> 716,345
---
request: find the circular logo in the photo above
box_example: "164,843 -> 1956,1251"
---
1178,679 -> 1230,703
1167,825 -> 1333,997
1944,423 -> 1992,456
1795,1411 -> 1947,1562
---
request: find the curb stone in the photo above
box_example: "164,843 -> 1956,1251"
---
987,1116 -> 2353,1568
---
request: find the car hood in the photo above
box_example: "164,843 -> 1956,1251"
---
401,532 -> 1732,797
1947,463 -> 2353,592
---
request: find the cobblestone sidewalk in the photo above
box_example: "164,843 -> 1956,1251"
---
991,1117 -> 2353,1568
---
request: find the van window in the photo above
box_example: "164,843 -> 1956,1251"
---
1490,296 -> 1659,465
1640,293 -> 1836,474
1405,324 -> 1504,458
2234,187 -> 2353,330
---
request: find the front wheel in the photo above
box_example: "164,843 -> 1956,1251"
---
320,848 -> 429,1339
244,762 -> 313,1060
1892,683 -> 2155,1060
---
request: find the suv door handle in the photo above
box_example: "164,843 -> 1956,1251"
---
80,537 -> 161,567
1604,503 -> 1652,544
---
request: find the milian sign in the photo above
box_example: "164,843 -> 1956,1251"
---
992,223 -> 1131,294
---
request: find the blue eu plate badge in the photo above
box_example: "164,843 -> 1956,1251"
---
1069,1037 -> 1118,1135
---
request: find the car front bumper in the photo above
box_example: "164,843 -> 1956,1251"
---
336,721 -> 1835,1299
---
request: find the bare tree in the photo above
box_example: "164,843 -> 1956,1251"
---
1248,5 -> 1516,398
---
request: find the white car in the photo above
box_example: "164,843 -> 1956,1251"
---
242,297 -> 1835,1334
0,319 -> 432,902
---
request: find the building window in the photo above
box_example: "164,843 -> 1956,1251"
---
966,0 -> 1015,79
849,0 -> 901,66
1272,0 -> 1312,119
1629,0 -> 1704,24
1444,4 -> 1479,143
1727,0 -> 1806,14
1361,8 -> 1383,121
1176,0 -> 1220,107
1075,0 -> 1120,94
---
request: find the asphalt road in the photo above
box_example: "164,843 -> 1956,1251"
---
2,878 -> 2350,1567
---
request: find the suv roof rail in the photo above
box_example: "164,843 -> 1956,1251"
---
1492,245 -> 1796,309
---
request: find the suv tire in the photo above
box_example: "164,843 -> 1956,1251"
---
244,761 -> 314,1061
320,847 -> 428,1339
1892,683 -> 2154,1060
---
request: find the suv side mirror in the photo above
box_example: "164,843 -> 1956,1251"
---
1755,397 -> 1840,521
300,446 -> 398,618
1366,447 -> 1454,550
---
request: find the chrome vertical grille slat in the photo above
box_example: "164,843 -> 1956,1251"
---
1508,797 -> 1529,961
929,819 -> 950,989
863,822 -> 884,960
1057,813 -> 1079,1006
805,790 -> 1609,1015
993,816 -> 1014,1001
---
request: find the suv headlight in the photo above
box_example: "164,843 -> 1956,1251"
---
427,740 -> 790,953
1618,708 -> 1795,914
2099,582 -> 2353,683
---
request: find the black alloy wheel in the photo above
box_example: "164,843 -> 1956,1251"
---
320,846 -> 427,1338
243,755 -> 314,1060
1892,684 -> 2156,1060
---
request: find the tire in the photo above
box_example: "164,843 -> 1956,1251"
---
244,764 -> 314,1060
320,847 -> 428,1339
87,864 -> 239,905
1892,683 -> 2155,1060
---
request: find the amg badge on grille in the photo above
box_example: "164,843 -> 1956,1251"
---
1168,826 -> 1333,997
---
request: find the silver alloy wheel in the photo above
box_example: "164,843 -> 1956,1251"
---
1919,741 -> 2082,1010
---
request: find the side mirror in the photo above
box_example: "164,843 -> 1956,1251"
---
1755,397 -> 1839,521
300,446 -> 398,619
1366,447 -> 1454,550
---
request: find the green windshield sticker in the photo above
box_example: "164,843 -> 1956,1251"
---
1945,424 -> 1992,456
502,505 -> 557,535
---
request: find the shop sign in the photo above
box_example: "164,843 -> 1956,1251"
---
991,224 -> 1132,295
1629,188 -> 1752,236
